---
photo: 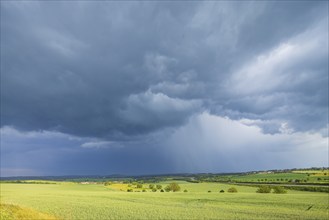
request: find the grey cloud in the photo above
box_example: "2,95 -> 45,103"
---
0,127 -> 174,176
2,1 -> 327,138
1,1 -> 328,175
119,90 -> 202,134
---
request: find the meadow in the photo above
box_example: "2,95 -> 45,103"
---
1,181 -> 328,219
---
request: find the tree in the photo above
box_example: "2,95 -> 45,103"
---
227,187 -> 238,193
256,185 -> 271,193
272,186 -> 287,194
152,188 -> 157,192
149,184 -> 154,189
220,190 -> 225,193
156,184 -> 162,190
164,186 -> 171,192
184,189 -> 188,192
166,182 -> 181,192
136,184 -> 143,188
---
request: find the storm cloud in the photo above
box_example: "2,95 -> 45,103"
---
1,1 -> 328,176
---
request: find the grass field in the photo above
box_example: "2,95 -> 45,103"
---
1,182 -> 328,219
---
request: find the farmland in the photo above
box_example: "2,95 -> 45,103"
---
1,180 -> 328,219
194,169 -> 329,184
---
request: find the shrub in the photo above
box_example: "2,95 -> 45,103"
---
152,188 -> 157,192
142,189 -> 146,192
272,186 -> 287,194
164,186 -> 171,192
220,190 -> 225,193
149,184 -> 154,189
136,184 -> 143,188
208,190 -> 211,193
227,187 -> 238,193
127,189 -> 133,192
160,189 -> 164,192
184,189 -> 188,192
256,185 -> 271,193
156,185 -> 162,190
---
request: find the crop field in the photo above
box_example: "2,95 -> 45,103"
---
1,181 -> 328,219
226,171 -> 329,183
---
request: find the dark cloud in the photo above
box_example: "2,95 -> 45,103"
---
1,1 -> 328,176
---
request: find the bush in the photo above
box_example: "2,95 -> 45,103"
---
227,187 -> 238,193
208,190 -> 211,193
256,185 -> 271,193
152,188 -> 157,192
184,189 -> 188,192
142,189 -> 146,192
127,189 -> 133,192
164,186 -> 171,192
160,189 -> 164,192
220,190 -> 225,193
272,186 -> 287,194
149,184 -> 154,189
156,185 -> 162,190
136,184 -> 143,188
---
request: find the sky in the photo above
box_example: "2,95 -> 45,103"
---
1,1 -> 328,177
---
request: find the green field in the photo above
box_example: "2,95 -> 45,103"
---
1,182 -> 328,219
210,171 -> 329,184
230,172 -> 316,182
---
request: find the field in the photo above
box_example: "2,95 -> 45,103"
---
1,181 -> 328,219
197,170 -> 329,184
228,172 -> 328,183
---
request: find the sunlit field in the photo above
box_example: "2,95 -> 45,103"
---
1,182 -> 328,220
